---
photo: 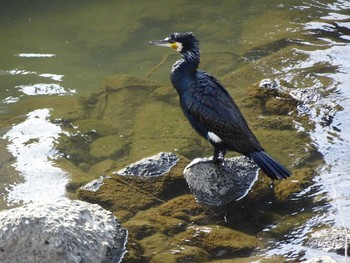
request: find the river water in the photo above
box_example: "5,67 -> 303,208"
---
0,0 -> 350,261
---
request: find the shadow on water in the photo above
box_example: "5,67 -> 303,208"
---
0,0 -> 350,262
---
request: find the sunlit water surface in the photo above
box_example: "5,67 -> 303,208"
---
0,0 -> 350,261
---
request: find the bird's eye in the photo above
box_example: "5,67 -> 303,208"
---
164,37 -> 175,43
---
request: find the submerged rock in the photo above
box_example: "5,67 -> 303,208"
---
79,155 -> 189,220
258,78 -> 324,103
0,199 -> 127,263
117,152 -> 179,177
183,156 -> 259,206
306,227 -> 350,256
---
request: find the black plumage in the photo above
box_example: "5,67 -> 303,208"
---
149,32 -> 291,180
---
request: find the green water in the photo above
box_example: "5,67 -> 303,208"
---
0,0 -> 309,96
1,0 -> 349,262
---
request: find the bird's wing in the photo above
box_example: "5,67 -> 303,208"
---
183,71 -> 262,153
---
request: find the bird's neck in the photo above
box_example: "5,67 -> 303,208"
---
171,57 -> 199,94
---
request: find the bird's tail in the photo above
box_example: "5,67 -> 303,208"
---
250,151 -> 291,180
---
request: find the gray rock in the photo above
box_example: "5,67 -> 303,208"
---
116,152 -> 179,177
306,227 -> 350,256
0,199 -> 128,263
259,78 -> 279,90
183,156 -> 259,206
81,175 -> 108,192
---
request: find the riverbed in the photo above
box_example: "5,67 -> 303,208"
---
0,0 -> 349,262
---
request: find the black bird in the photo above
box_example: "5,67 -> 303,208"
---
149,32 -> 291,180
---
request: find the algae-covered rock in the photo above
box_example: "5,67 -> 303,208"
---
78,155 -> 189,219
247,80 -> 298,115
150,245 -> 210,263
274,168 -> 315,202
122,194 -> 257,262
174,224 -> 257,257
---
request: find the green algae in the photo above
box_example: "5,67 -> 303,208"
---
150,245 -> 211,263
274,168 -> 315,202
78,156 -> 189,219
56,65 -> 322,262
174,225 -> 257,255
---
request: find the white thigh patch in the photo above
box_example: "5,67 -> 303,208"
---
207,131 -> 222,143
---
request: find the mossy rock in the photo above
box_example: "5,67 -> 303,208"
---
122,194 -> 258,262
78,156 -> 189,218
173,224 -> 257,256
246,83 -> 298,115
274,168 -> 315,202
123,219 -> 157,240
150,245 -> 210,263
79,176 -> 160,216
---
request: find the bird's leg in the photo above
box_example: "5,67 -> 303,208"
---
212,147 -> 225,163
186,147 -> 225,169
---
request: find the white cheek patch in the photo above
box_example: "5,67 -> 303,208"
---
175,42 -> 183,52
207,131 -> 222,143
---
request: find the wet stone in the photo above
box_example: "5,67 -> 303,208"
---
183,156 -> 259,206
0,199 -> 128,263
80,175 -> 107,192
117,152 -> 179,177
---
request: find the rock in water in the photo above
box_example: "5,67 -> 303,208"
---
81,175 -> 108,192
306,227 -> 350,256
117,152 -> 179,177
183,156 -> 259,206
0,199 -> 127,263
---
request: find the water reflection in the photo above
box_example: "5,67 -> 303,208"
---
16,53 -> 56,58
2,55 -> 75,103
16,83 -> 74,96
2,108 -> 69,205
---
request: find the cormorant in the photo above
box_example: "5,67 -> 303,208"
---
149,32 -> 291,180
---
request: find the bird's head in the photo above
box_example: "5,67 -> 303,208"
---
149,32 -> 200,61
